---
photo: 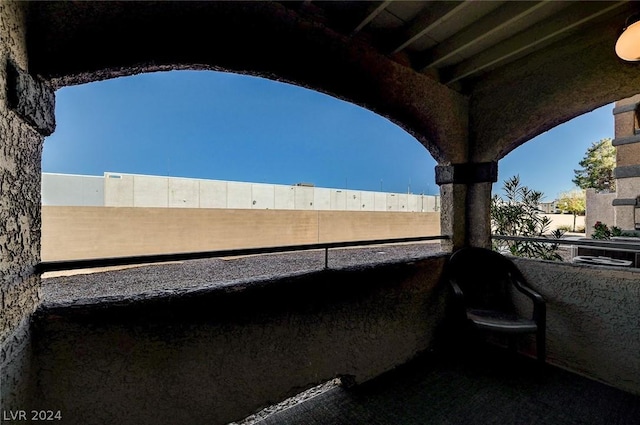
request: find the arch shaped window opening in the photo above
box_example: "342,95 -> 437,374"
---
41,70 -> 443,273
495,103 -> 625,263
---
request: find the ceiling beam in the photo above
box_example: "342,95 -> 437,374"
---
418,1 -> 554,71
391,1 -> 471,55
351,0 -> 393,36
443,1 -> 627,85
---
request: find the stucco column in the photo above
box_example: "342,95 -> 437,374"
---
438,183 -> 466,252
436,162 -> 497,251
466,182 -> 493,248
1,1 -> 56,410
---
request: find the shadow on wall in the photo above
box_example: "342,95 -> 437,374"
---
27,256 -> 449,425
515,258 -> 640,396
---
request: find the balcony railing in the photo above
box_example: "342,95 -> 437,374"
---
492,235 -> 640,251
36,235 -> 448,273
493,234 -> 640,267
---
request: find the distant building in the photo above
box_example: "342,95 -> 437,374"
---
42,172 -> 441,213
538,201 -> 560,214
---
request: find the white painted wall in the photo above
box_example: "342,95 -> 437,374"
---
386,193 -> 399,211
41,173 -> 104,207
407,194 -> 418,212
200,180 -> 227,209
48,172 -> 441,212
227,181 -> 252,209
346,190 -> 361,211
274,185 -> 295,210
374,192 -> 387,211
361,191 -> 375,211
251,183 -> 275,209
294,186 -> 314,210
104,173 -> 134,207
169,178 -> 199,208
397,194 -> 409,211
134,175 -> 168,207
330,189 -> 347,210
313,188 -> 331,210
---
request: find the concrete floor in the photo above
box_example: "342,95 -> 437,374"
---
246,345 -> 640,425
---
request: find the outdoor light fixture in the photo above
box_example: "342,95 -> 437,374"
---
616,13 -> 640,61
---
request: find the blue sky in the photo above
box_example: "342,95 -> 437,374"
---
43,70 -> 614,199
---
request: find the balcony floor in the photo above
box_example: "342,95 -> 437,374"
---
251,345 -> 640,425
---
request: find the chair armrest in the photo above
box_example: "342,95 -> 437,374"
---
509,272 -> 544,302
509,272 -> 546,323
449,280 -> 465,301
448,279 -> 470,323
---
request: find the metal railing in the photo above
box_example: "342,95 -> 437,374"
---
36,235 -> 448,274
492,235 -> 640,252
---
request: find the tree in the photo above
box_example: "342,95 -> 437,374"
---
557,190 -> 586,232
491,176 -> 563,261
572,138 -> 616,192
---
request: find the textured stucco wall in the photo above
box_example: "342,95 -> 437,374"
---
585,189 -> 616,237
0,1 -> 48,410
514,258 -> 640,395
31,256 -> 448,425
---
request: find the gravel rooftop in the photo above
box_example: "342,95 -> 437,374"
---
41,242 -> 445,306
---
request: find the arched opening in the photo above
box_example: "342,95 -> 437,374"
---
498,104 -> 614,202
30,69 -> 453,425
490,104 -> 614,262
44,70 -> 438,195
40,70 -> 443,266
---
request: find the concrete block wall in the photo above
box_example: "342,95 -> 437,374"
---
41,206 -> 441,261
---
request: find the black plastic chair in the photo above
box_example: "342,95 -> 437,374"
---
446,247 -> 546,362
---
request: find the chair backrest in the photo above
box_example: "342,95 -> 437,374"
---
446,247 -> 520,312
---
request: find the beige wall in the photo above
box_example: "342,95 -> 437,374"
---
542,213 -> 586,232
41,206 -> 441,261
585,189 -> 616,237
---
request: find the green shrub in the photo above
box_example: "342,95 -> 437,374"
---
491,176 -> 563,261
592,221 -> 611,239
556,225 -> 572,232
